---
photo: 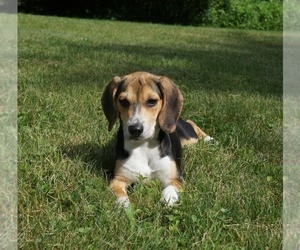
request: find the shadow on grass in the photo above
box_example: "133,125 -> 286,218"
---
60,137 -> 139,194
23,30 -> 282,97
60,137 -> 117,182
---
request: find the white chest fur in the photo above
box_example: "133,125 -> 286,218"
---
121,140 -> 173,186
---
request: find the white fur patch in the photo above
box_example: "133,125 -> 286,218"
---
116,196 -> 130,209
161,185 -> 179,207
204,135 -> 214,142
122,140 -> 174,187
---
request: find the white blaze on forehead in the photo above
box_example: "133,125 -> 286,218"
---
127,99 -> 143,125
116,75 -> 163,140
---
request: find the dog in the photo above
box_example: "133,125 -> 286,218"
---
101,72 -> 212,208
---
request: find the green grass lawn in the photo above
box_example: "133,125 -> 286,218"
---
18,14 -> 282,249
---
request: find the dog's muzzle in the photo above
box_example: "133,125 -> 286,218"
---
128,123 -> 144,139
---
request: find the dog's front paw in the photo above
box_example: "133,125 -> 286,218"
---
160,185 -> 179,207
204,135 -> 214,142
116,196 -> 130,209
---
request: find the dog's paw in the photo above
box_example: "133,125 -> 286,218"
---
160,185 -> 179,207
116,196 -> 130,209
204,135 -> 214,142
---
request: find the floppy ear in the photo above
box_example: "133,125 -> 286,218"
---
157,76 -> 183,133
101,76 -> 122,131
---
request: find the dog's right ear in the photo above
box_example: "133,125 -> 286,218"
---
101,76 -> 122,131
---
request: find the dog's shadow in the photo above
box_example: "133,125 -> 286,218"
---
60,136 -> 117,182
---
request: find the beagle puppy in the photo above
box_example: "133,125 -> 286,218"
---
101,72 -> 212,208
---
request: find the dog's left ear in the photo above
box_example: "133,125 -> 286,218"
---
157,76 -> 183,133
101,76 -> 122,131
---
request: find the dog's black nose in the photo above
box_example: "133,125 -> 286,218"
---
128,123 -> 143,137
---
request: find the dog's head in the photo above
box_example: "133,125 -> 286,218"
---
101,72 -> 183,140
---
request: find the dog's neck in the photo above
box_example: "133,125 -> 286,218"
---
123,132 -> 162,151
117,123 -> 166,151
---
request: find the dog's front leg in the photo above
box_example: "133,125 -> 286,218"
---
160,178 -> 182,207
161,185 -> 179,207
109,177 -> 130,208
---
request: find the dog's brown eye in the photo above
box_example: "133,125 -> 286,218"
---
146,99 -> 158,107
119,99 -> 130,108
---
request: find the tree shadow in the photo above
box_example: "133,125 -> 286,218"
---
23,30 -> 282,97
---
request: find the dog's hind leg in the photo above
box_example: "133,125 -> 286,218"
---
186,119 -> 213,142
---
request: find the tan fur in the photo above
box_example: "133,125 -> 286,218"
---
115,81 -> 163,132
186,119 -> 208,139
169,161 -> 182,191
109,179 -> 128,198
109,160 -> 130,198
180,137 -> 199,147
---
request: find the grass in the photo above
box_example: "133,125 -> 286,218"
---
18,14 -> 282,249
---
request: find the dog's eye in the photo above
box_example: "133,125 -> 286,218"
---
119,99 -> 130,108
146,99 -> 158,107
